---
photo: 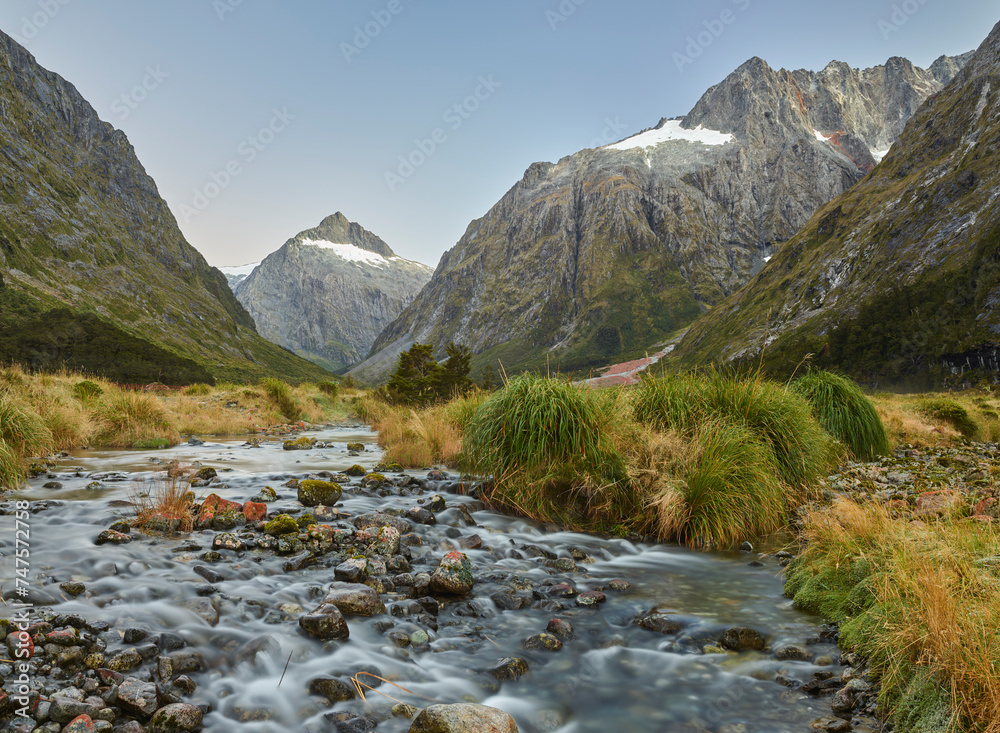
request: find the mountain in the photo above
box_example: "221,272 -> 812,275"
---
0,30 -> 331,384
220,261 -> 260,291
352,52 -> 970,384
671,22 -> 1000,390
233,213 -> 433,372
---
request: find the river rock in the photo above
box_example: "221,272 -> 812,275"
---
49,698 -> 99,723
175,598 -> 219,626
719,626 -> 767,651
353,512 -> 411,534
299,603 -> 350,641
147,703 -> 204,732
409,703 -> 518,733
298,480 -> 343,507
430,552 -> 474,595
335,558 -> 369,583
811,717 -> 852,733
95,530 -> 132,546
323,582 -> 386,616
774,643 -> 812,661
309,677 -> 356,702
545,619 -> 575,639
62,715 -> 98,733
116,677 -> 159,718
106,649 -> 142,672
283,436 -> 314,451
405,507 -> 437,525
522,633 -> 563,651
634,612 -> 685,635
487,657 -> 529,682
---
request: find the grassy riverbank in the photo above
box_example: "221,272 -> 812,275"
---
361,371 -> 1000,732
0,364 -> 357,489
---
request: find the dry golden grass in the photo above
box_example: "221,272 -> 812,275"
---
127,469 -> 197,533
0,365 -> 359,455
872,390 -> 1000,448
791,498 -> 1000,732
363,399 -> 464,468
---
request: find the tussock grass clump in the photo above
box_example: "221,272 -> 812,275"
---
634,371 -> 841,492
184,383 -> 212,396
790,370 -> 889,460
786,498 -> 1000,733
92,392 -> 177,448
462,376 -> 633,529
0,396 -> 53,488
317,381 -> 339,398
647,420 -> 787,548
260,378 -> 302,422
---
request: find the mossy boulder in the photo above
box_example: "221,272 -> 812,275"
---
264,514 -> 299,536
251,486 -> 278,503
192,467 -> 218,482
346,442 -> 365,452
283,436 -> 315,451
360,473 -> 387,489
344,464 -> 367,477
298,480 -> 343,507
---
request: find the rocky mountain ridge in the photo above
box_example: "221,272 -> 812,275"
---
671,21 -> 1000,389
353,51 -> 970,383
0,29 -> 329,383
233,213 -> 432,372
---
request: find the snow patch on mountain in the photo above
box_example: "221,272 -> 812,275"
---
606,120 -> 734,151
300,239 -> 391,268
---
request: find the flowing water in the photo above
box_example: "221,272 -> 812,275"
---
2,427 -> 841,732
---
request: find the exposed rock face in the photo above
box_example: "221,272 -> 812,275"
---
0,30 -> 326,383
234,213 -> 432,371
673,22 -> 1000,389
354,53 -> 969,383
219,261 -> 260,290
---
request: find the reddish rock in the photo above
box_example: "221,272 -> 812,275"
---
974,496 -> 999,518
242,501 -> 267,522
61,715 -> 96,733
915,490 -> 962,517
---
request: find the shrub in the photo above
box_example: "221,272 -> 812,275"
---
184,383 -> 212,396
318,381 -> 340,398
921,399 -> 980,440
260,378 -> 302,422
72,380 -> 103,400
790,370 -> 890,460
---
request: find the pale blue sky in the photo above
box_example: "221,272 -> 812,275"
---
0,1 -> 994,269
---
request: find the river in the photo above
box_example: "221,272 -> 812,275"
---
2,426 -> 842,732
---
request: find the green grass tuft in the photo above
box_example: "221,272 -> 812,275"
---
790,370 -> 890,460
462,375 -> 632,529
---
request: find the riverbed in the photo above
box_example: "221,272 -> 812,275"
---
2,426 -> 843,732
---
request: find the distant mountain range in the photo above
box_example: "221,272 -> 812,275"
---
0,30 -> 330,384
229,213 -> 432,372
672,20 -> 1000,390
352,51 -> 970,384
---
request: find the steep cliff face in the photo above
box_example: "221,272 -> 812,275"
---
0,30 -> 329,383
354,53 -> 968,383
234,214 -> 432,372
672,23 -> 1000,389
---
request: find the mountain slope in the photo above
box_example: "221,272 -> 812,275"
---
234,213 -> 432,372
220,262 -> 260,291
672,21 -> 1000,389
0,30 -> 329,384
354,53 -> 968,383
